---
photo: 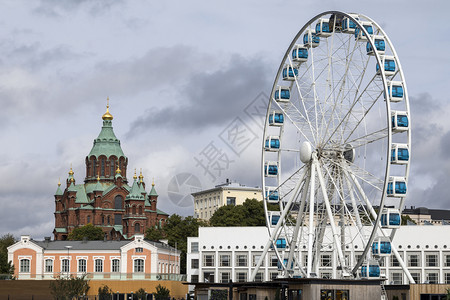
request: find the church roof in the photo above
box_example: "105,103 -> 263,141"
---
88,106 -> 125,159
149,183 -> 158,196
126,178 -> 145,200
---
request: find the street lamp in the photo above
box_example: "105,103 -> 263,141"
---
65,245 -> 72,278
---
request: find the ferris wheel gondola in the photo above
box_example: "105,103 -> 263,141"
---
251,11 -> 413,283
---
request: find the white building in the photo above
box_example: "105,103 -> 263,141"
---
192,180 -> 262,220
187,226 -> 450,288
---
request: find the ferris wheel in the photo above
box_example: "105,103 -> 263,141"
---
251,11 -> 413,281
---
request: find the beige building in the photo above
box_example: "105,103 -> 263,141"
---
192,180 -> 262,220
402,206 -> 450,225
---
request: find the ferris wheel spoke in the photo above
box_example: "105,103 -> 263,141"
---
343,127 -> 388,149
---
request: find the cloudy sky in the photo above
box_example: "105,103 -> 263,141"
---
0,0 -> 449,239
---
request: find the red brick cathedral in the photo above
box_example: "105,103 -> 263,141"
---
53,102 -> 168,240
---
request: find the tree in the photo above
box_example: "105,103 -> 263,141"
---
145,214 -> 208,274
401,214 -> 416,225
67,223 -> 104,240
135,288 -> 147,300
210,199 -> 277,227
98,285 -> 113,300
154,284 -> 170,300
49,274 -> 90,300
0,234 -> 16,276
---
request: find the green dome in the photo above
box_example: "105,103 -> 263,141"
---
88,119 -> 126,159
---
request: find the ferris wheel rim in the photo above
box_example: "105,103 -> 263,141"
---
259,11 -> 411,281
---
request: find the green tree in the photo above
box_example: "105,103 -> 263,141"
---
67,223 -> 104,240
154,284 -> 170,300
210,199 -> 277,227
0,234 -> 16,276
49,274 -> 90,300
401,214 -> 416,225
145,214 -> 208,274
98,285 -> 113,300
135,288 -> 147,300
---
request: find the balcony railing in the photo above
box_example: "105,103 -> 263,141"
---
12,272 -> 186,281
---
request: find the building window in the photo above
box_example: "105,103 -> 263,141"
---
136,247 -> 143,253
445,255 -> 450,267
236,254 -> 248,267
320,254 -> 332,267
220,254 -> 231,267
114,214 -> 122,225
139,206 -> 143,215
45,259 -> 53,273
78,259 -> 87,273
321,272 -> 332,279
426,272 -> 438,284
254,272 -> 263,282
270,255 -> 278,267
134,259 -> 144,273
445,273 -> 450,284
203,254 -> 215,267
426,254 -> 438,267
132,206 -> 136,215
270,272 -> 278,280
61,259 -> 70,273
112,259 -> 120,272
101,215 -> 105,225
408,254 -> 420,267
321,290 -> 348,300
191,259 -> 199,269
93,159 -> 97,177
110,160 -> 115,177
191,275 -> 199,283
410,272 -> 421,284
95,259 -> 103,272
101,158 -> 105,176
391,255 -> 400,267
134,223 -> 140,233
236,271 -> 247,282
289,290 -> 302,300
87,215 -> 91,224
114,195 -> 123,209
226,197 -> 236,206
20,259 -> 30,273
391,272 -> 403,284
253,254 -> 263,267
203,272 -> 214,283
379,257 -> 385,267
191,242 -> 199,253
107,216 -> 110,225
220,271 -> 231,283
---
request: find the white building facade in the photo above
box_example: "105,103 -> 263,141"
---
187,226 -> 450,287
192,181 -> 262,221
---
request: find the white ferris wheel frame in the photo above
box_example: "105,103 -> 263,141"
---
252,11 -> 413,282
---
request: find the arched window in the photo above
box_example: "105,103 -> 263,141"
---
134,223 -> 140,233
78,259 -> 87,273
111,259 -> 120,272
45,259 -> 53,273
134,259 -> 144,273
138,206 -> 143,215
95,259 -> 103,272
132,206 -> 136,215
110,159 -> 115,177
101,215 -> 104,225
19,259 -> 30,273
114,195 -> 123,209
87,215 -> 91,224
93,158 -> 97,177
107,216 -> 110,225
101,158 -> 105,177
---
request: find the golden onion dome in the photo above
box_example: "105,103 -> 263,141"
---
102,97 -> 114,120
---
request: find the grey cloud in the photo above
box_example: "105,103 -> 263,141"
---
34,0 -> 123,17
127,54 -> 272,136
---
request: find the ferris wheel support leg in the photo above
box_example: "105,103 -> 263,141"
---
313,157 -> 348,275
250,169 -> 309,281
287,172 -> 311,277
306,162 -> 316,277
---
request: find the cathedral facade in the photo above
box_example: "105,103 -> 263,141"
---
53,104 -> 168,240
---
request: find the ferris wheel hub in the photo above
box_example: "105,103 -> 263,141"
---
300,141 -> 312,163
